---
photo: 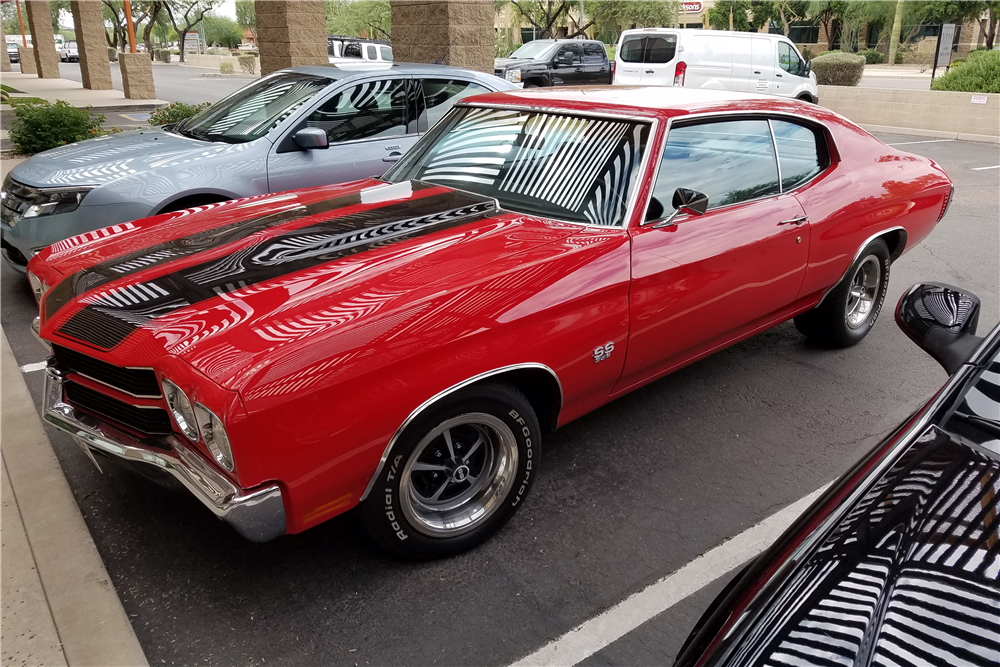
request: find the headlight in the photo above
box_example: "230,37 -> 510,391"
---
505,69 -> 521,83
26,271 -> 49,304
194,404 -> 234,472
162,379 -> 199,441
1,184 -> 93,226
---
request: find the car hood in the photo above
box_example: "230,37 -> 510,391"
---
494,57 -> 538,69
10,128 -> 254,189
35,179 -> 582,390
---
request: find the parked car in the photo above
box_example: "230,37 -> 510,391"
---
676,282 -> 999,667
59,40 -> 78,62
28,88 -> 952,559
614,28 -> 819,102
6,41 -> 19,63
328,35 -> 392,64
494,38 -> 612,87
1,63 -> 514,272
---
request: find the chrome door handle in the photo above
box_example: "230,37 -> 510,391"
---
777,216 -> 808,226
382,152 -> 402,163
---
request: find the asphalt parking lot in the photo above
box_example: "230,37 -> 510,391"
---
1,134 -> 997,666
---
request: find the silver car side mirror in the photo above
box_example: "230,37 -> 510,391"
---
293,128 -> 329,151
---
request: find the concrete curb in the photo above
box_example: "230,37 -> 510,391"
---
860,123 -> 1000,144
0,332 -> 148,667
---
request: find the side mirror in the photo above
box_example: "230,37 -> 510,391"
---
558,53 -> 573,66
292,127 -> 329,151
804,60 -> 812,76
672,188 -> 709,216
895,282 -> 983,374
509,50 -> 514,57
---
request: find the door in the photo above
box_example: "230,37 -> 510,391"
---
640,34 -> 679,85
774,41 -> 807,98
583,42 -> 611,83
615,34 -> 646,84
552,43 -> 584,85
729,36 -> 753,91
616,118 -> 809,393
267,78 -> 418,192
751,38 -> 774,94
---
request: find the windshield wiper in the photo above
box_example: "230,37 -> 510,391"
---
952,411 -> 1000,438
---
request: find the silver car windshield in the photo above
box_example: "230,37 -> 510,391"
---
385,106 -> 650,226
172,72 -> 332,143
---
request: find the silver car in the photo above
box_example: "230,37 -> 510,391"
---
1,63 -> 514,272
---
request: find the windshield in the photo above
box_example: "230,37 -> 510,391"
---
510,41 -> 557,60
385,106 -> 651,226
172,73 -> 332,143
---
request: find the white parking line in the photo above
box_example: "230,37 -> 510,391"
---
885,139 -> 955,146
19,361 -> 48,373
971,165 -> 1000,171
509,484 -> 832,667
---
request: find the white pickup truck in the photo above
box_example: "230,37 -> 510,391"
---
59,40 -> 78,62
327,36 -> 393,65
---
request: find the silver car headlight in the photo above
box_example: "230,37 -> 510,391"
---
162,379 -> 199,441
194,403 -> 234,472
505,69 -> 521,83
2,185 -> 94,227
26,271 -> 49,304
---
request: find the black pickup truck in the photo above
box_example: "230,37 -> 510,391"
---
494,39 -> 612,87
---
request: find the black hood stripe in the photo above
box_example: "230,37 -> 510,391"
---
54,188 -> 496,351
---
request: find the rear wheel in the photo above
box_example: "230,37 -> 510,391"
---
794,239 -> 890,347
362,384 -> 540,559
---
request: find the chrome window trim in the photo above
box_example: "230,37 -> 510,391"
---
359,362 -> 563,501
639,110 -> 836,226
767,119 -> 783,191
816,225 -> 906,308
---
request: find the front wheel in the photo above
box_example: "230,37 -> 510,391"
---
794,239 -> 891,347
362,383 -> 540,559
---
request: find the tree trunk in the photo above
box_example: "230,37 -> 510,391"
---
887,0 -> 904,66
986,6 -> 998,50
178,29 -> 187,62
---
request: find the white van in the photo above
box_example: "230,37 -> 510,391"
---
614,29 -> 818,102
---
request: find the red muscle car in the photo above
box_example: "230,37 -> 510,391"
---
28,88 -> 952,559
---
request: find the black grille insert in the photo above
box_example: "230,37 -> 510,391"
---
57,307 -> 136,350
53,345 -> 161,398
64,380 -> 173,436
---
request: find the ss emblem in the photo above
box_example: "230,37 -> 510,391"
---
593,342 -> 614,363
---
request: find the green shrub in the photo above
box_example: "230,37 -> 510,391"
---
237,54 -> 256,75
860,48 -> 884,64
811,52 -> 866,86
950,58 -> 966,67
8,101 -> 106,155
220,60 -> 234,74
155,48 -> 171,63
148,101 -> 211,126
108,47 -> 118,62
931,50 -> 1000,93
817,50 -> 838,57
894,50 -> 905,64
798,45 -> 816,61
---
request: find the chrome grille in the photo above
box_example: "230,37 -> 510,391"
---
53,345 -> 161,398
63,380 -> 173,437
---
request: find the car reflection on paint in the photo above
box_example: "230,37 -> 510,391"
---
675,283 -> 1000,667
27,87 -> 953,560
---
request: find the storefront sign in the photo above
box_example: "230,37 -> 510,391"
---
682,2 -> 703,13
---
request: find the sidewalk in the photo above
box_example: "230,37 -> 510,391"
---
1,327 -> 147,665
0,71 -> 165,119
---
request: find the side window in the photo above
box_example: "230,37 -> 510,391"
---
343,43 -> 362,59
381,46 -> 393,62
419,79 -> 490,130
583,43 -> 605,64
778,42 -> 800,75
366,44 -> 377,61
649,119 -> 780,215
306,79 -> 409,144
557,44 -> 582,65
771,120 -> 823,190
645,36 -> 677,63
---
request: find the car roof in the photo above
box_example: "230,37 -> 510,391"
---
459,86 -> 809,121
280,63 -> 499,81
620,27 -> 792,41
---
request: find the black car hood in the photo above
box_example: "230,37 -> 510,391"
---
712,425 -> 999,666
494,57 -> 543,70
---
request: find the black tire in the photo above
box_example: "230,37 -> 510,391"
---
362,383 -> 540,560
795,239 -> 891,347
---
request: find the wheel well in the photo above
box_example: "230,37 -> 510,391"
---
156,193 -> 233,215
881,228 -> 908,262
478,367 -> 562,432
797,93 -> 816,103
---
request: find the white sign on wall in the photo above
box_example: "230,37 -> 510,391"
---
682,2 -> 704,13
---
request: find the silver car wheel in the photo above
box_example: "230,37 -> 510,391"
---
846,256 -> 881,329
399,413 -> 519,538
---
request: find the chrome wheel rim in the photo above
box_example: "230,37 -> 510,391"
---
846,256 -> 881,329
399,413 -> 518,538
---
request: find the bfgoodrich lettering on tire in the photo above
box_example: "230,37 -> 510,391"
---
362,383 -> 540,559
795,239 -> 891,347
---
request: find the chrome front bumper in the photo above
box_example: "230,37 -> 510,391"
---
42,366 -> 286,542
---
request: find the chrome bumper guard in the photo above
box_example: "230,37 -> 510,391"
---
43,366 -> 286,542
